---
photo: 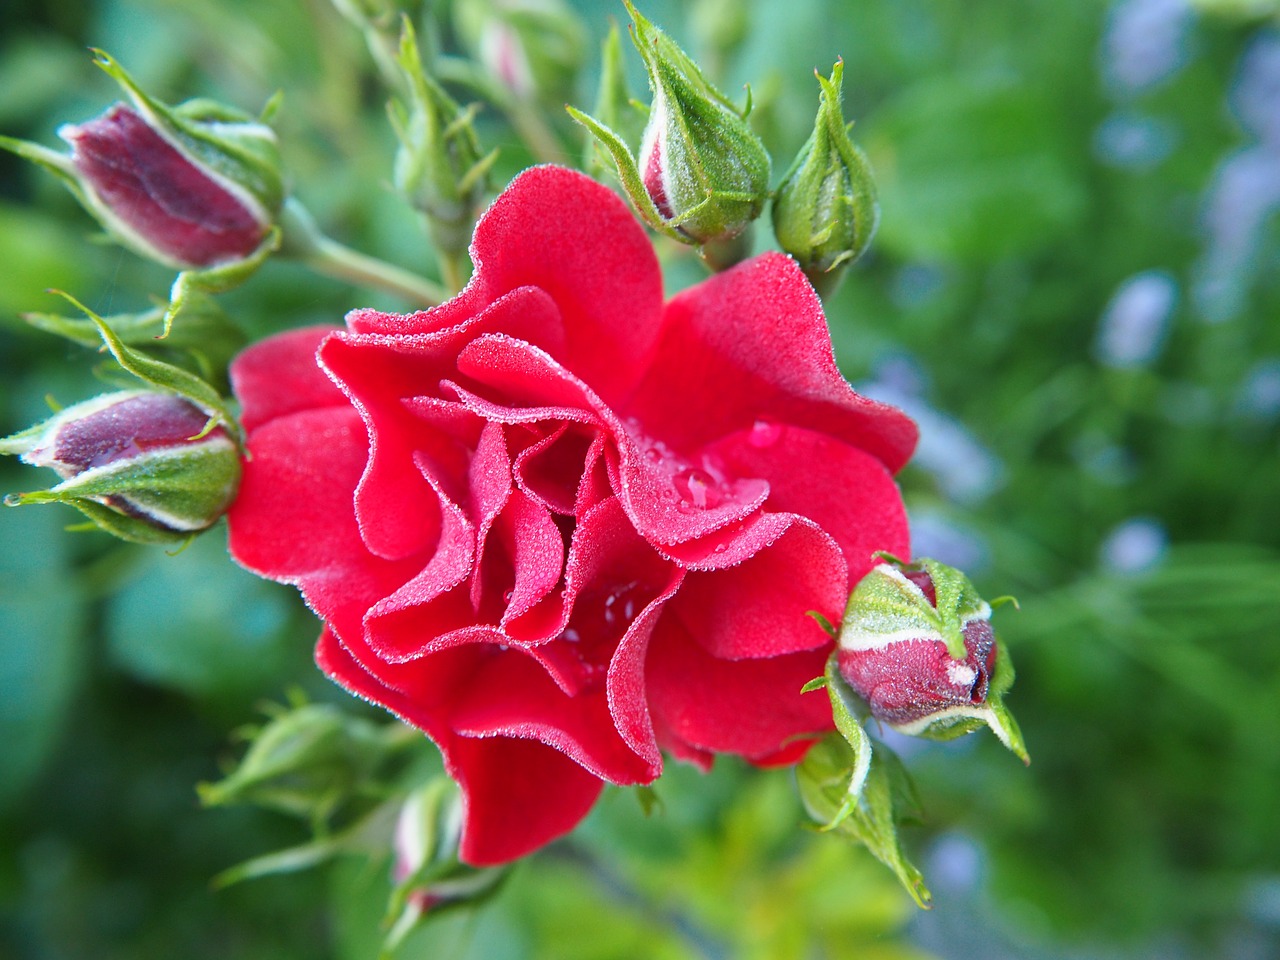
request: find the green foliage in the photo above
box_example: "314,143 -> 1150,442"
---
1,0 -> 1278,957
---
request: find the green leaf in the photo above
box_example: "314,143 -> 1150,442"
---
49,291 -> 241,441
796,734 -> 932,908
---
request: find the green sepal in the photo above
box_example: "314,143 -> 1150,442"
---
844,554 -> 989,661
581,22 -> 645,180
771,60 -> 879,297
0,133 -> 79,189
23,290 -> 247,384
46,496 -> 193,546
162,225 -> 282,337
381,779 -> 509,957
796,733 -> 932,909
50,291 -> 241,442
634,784 -> 664,817
566,105 -> 685,242
5,438 -> 241,537
211,796 -> 403,889
91,49 -> 285,217
198,702 -> 420,825
389,17 -> 498,258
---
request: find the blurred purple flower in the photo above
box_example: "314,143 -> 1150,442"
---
1095,270 -> 1177,368
1102,0 -> 1194,96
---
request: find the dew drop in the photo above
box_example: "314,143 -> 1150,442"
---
713,543 -> 727,554
748,418 -> 783,448
563,627 -> 581,644
672,467 -> 722,510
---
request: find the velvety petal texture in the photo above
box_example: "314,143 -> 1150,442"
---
228,165 -> 917,865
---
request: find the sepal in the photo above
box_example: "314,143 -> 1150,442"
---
389,18 -> 498,259
771,60 -> 879,297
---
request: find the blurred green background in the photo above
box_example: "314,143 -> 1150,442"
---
2,0 -> 1279,957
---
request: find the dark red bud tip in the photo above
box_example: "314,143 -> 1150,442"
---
41,393 -> 216,477
837,619 -> 998,727
642,135 -> 675,221
903,568 -> 937,607
64,104 -> 266,267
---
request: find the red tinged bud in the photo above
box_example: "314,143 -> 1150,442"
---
61,104 -> 270,268
835,556 -> 1027,759
2,391 -> 242,542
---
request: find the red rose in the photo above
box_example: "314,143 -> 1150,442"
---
227,166 -> 916,865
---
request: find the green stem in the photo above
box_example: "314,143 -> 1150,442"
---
306,234 -> 446,307
438,249 -> 468,294
280,198 -> 445,307
435,57 -> 566,164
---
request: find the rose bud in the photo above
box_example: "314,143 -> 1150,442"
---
389,20 -> 498,262
772,60 -> 879,299
455,0 -> 586,105
1,51 -> 282,271
388,780 -> 506,941
569,1 -> 770,262
836,556 -> 1028,761
0,390 -> 241,544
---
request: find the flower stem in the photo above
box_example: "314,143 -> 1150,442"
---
280,198 -> 445,307
438,249 -> 468,294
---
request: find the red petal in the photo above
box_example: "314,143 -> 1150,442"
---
315,629 -> 605,866
706,425 -> 911,584
624,253 -> 917,471
228,408 -> 418,623
646,617 -> 834,760
362,471 -> 477,662
670,518 -> 845,660
465,165 -> 665,406
229,326 -> 345,433
450,736 -> 604,866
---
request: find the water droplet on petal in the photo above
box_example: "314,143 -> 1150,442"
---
673,467 -> 722,510
644,448 -> 662,463
748,418 -> 783,448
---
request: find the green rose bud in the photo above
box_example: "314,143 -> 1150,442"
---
455,0 -> 586,105
0,51 -> 283,272
389,20 -> 498,259
0,391 -> 241,544
837,555 -> 1028,762
772,60 -> 878,298
569,1 -> 770,262
385,780 -> 507,949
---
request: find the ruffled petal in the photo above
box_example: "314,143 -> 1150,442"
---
669,517 -> 846,660
706,425 -> 911,583
449,735 -> 604,866
624,253 -> 917,471
646,617 -> 833,760
463,165 -> 665,405
315,628 -> 605,866
227,407 -> 420,626
229,326 -> 345,433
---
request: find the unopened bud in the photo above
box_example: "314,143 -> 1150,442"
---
569,1 -> 770,256
389,20 -> 497,258
385,780 -> 507,950
1,51 -> 282,271
836,556 -> 1027,761
0,391 -> 240,543
456,0 -> 586,104
772,60 -> 878,297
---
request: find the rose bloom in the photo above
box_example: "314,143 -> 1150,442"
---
228,166 -> 916,865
